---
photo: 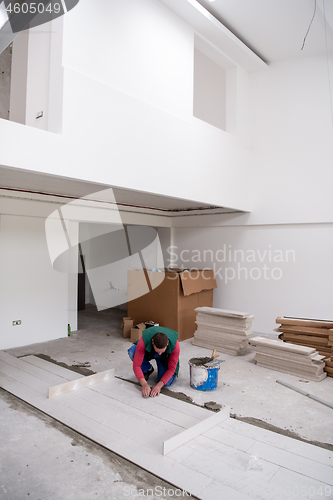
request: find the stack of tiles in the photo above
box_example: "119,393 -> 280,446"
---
249,336 -> 327,382
192,307 -> 255,356
324,358 -> 333,378
275,317 -> 333,377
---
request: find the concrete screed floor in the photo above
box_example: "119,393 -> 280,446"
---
2,305 -> 333,499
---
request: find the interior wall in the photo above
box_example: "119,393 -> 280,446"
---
62,0 -> 194,119
171,223 -> 333,334
249,56 -> 333,225
0,214 -> 68,350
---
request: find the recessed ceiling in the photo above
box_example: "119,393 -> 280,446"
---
0,165 -> 231,213
194,0 -> 333,63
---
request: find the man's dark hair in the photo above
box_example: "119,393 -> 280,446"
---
152,332 -> 168,349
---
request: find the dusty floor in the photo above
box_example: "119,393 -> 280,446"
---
2,305 -> 333,499
0,389 -> 194,500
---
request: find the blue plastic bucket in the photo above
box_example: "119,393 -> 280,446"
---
188,357 -> 220,391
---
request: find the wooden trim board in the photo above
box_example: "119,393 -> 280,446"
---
162,405 -> 230,455
48,368 -> 115,398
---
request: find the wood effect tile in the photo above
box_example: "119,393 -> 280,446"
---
221,418 -> 333,466
203,425 -> 256,452
23,355 -> 85,381
246,441 -> 333,485
163,406 -> 230,455
182,449 -> 281,497
199,480 -> 254,500
48,368 -> 115,398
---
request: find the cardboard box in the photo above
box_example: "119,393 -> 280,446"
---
127,269 -> 217,341
130,323 -> 146,343
121,317 -> 134,338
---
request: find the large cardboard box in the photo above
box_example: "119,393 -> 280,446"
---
127,269 -> 217,341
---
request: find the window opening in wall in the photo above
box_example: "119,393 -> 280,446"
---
193,47 -> 227,131
0,18 -> 63,133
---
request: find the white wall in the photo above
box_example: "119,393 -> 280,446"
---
171,223 -> 333,334
249,56 -> 333,225
0,214 -> 69,350
62,0 -> 194,119
170,54 -> 333,334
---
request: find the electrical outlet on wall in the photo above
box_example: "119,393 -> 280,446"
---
12,320 -> 21,326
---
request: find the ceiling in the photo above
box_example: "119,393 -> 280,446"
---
195,0 -> 333,63
0,165 -> 231,213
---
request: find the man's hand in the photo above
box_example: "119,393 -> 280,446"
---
150,380 -> 164,398
139,379 -> 151,398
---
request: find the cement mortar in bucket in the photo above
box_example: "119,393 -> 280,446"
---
188,357 -> 223,391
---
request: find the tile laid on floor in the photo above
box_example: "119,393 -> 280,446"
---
221,417 -> 333,466
22,354 -> 87,380
1,352 -> 333,500
266,466 -> 333,500
203,425 -> 256,452
246,441 -> 333,485
198,480 -> 254,500
181,448 -> 282,498
109,436 -> 214,497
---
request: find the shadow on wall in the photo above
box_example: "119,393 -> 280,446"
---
0,44 -> 11,120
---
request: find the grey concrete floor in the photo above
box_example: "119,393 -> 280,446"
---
3,305 -> 333,499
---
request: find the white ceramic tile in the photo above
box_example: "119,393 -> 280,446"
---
247,441 -> 333,485
0,360 -> 49,396
46,402 -> 124,448
163,405 -> 230,455
23,355 -> 84,381
223,418 -> 333,466
2,353 -> 333,500
93,377 -> 210,424
182,449 -> 281,498
48,368 -> 115,398
115,376 -> 213,420
203,425 -> 256,452
156,407 -> 201,428
0,353 -> 68,387
110,437 -> 213,497
165,444 -> 197,463
58,389 -> 182,453
267,467 -> 333,500
199,480 -> 254,500
187,434 -> 280,479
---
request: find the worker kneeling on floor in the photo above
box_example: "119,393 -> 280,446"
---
128,326 -> 180,398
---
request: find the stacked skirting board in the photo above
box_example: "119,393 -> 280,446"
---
275,317 -> 333,378
192,307 -> 254,356
249,336 -> 327,382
